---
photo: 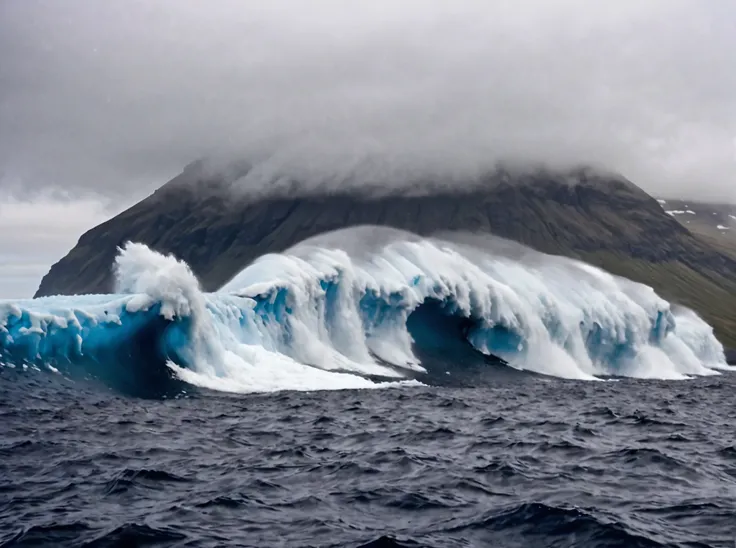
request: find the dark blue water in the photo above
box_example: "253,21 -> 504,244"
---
2,367 -> 736,547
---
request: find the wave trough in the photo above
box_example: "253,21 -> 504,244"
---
1,227 -> 730,395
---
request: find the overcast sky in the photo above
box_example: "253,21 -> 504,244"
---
1,0 -> 736,297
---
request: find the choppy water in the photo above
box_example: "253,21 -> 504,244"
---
2,368 -> 736,548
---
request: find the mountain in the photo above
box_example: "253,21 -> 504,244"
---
656,198 -> 736,259
35,162 -> 736,346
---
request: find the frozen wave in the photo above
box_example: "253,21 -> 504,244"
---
1,227 -> 730,395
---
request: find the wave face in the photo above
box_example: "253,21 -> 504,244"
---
1,227 -> 730,395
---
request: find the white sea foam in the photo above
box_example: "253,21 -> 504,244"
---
1,228 -> 730,393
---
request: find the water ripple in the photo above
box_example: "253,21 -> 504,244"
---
1,369 -> 735,547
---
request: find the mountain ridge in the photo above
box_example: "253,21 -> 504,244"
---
35,164 -> 736,346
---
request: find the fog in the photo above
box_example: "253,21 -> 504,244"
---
1,0 -> 736,296
2,0 -> 736,200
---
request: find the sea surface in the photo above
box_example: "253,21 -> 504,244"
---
2,367 -> 735,548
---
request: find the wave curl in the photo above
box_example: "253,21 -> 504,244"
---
1,227 -> 730,395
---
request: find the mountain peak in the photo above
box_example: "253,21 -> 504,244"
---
34,162 -> 736,347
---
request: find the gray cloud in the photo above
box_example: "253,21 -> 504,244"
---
1,0 -> 736,202
0,191 -> 122,298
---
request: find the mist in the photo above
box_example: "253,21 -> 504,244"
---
2,0 -> 736,202
3,0 -> 736,297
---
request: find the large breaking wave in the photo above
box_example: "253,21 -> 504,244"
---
1,227 -> 731,396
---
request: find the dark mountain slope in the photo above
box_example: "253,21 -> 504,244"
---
35,164 -> 736,346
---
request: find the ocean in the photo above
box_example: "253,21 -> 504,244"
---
2,369 -> 735,547
1,229 -> 735,546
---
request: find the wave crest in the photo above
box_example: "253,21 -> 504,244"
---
114,242 -> 205,321
1,227 -> 730,395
